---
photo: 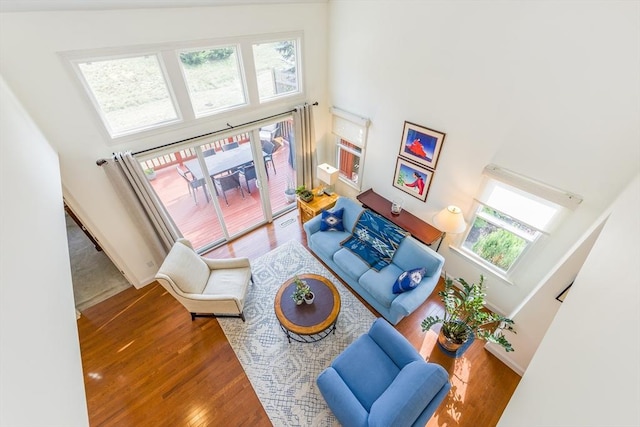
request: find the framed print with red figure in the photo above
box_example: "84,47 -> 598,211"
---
398,121 -> 446,170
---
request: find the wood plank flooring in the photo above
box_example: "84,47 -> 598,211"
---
77,210 -> 520,426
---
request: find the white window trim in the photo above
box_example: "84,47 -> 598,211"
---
59,31 -> 305,145
453,165 -> 579,280
331,106 -> 370,191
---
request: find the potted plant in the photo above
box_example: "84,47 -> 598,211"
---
291,276 -> 312,305
144,168 -> 156,180
284,178 -> 297,204
421,274 -> 516,353
296,185 -> 314,203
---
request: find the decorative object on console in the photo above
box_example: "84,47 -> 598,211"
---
432,205 -> 467,251
398,121 -> 446,170
391,198 -> 404,215
393,157 -> 434,202
317,163 -> 339,195
296,185 -> 314,202
421,274 -> 516,356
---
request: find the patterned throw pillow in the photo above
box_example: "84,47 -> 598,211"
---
392,267 -> 427,294
320,208 -> 345,232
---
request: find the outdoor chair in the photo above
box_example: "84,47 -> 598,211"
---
214,170 -> 244,205
155,238 -> 253,321
240,164 -> 257,193
261,140 -> 277,178
177,166 -> 207,204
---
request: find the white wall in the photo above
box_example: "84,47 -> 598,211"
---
327,1 -> 640,316
498,173 -> 640,426
0,3 -> 329,287
0,76 -> 89,426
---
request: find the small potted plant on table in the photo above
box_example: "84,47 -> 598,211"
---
421,274 -> 516,355
296,185 -> 314,203
291,276 -> 313,305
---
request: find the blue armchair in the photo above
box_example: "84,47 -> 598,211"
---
317,318 -> 450,427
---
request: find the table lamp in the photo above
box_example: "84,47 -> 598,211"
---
317,163 -> 339,196
432,205 -> 467,251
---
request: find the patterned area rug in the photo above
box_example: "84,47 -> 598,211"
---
218,240 -> 377,426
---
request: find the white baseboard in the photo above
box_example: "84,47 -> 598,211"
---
484,342 -> 525,376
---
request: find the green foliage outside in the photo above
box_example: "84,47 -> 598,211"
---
472,228 -> 525,271
179,48 -> 234,66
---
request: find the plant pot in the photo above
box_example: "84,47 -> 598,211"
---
299,191 -> 314,203
437,329 -> 467,352
284,190 -> 296,203
304,292 -> 315,304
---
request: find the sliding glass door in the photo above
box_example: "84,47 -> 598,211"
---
139,116 -> 298,252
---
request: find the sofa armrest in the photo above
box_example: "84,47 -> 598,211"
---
317,367 -> 368,427
391,270 -> 441,317
303,213 -> 323,238
368,318 -> 422,367
369,361 -> 450,427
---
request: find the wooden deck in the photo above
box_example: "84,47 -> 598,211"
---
148,139 -> 296,250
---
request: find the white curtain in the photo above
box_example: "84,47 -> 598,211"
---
293,103 -> 317,188
101,152 -> 181,262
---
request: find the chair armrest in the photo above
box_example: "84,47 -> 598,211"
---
202,257 -> 250,270
317,367 -> 368,427
369,361 -> 450,427
368,318 -> 422,367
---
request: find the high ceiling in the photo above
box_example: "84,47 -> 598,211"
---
0,0 -> 324,13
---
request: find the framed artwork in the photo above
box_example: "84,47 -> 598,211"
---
392,158 -> 434,202
398,121 -> 446,170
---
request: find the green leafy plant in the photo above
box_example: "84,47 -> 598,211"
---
295,185 -> 313,202
291,276 -> 311,303
421,274 -> 516,352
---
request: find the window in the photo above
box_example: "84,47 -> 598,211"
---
76,54 -> 179,137
178,45 -> 246,117
252,39 -> 300,102
459,165 -> 582,277
331,107 -> 370,190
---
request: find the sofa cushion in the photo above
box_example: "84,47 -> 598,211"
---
333,248 -> 370,281
309,230 -> 352,260
331,334 -> 400,412
320,207 -> 345,232
393,237 -> 443,276
358,264 -> 404,308
392,267 -> 428,294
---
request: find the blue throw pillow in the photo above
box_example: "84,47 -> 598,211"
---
320,208 -> 345,232
392,267 -> 427,294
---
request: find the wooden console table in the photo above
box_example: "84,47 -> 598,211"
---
356,189 -> 443,246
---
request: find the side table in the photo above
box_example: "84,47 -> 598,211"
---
297,188 -> 339,223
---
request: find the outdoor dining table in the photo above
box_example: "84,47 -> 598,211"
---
184,143 -> 264,183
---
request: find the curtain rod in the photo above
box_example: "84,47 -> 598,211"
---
100,102 -> 318,160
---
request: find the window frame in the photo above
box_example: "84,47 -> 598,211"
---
331,107 -> 370,191
61,32 -> 305,144
454,165 -> 580,281
69,51 -> 182,139
176,43 -> 249,119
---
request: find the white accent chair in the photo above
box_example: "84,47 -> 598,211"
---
155,239 -> 252,321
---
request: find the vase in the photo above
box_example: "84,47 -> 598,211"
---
304,292 -> 315,304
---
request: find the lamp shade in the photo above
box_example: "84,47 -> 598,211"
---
433,205 -> 467,234
317,163 -> 339,185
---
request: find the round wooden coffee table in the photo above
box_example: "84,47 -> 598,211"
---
274,274 -> 341,343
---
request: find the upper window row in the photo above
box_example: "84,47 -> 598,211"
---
70,38 -> 301,139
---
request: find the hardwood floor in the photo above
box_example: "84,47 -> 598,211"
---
77,210 -> 520,426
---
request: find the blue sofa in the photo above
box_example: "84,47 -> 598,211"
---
304,197 -> 445,325
317,318 -> 451,427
